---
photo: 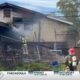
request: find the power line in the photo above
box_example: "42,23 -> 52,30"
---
48,15 -> 80,17
48,11 -> 80,17
52,10 -> 79,13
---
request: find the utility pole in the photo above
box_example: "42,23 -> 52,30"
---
54,27 -> 57,50
37,21 -> 41,60
38,21 -> 41,42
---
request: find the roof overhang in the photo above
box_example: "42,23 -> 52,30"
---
47,16 -> 73,25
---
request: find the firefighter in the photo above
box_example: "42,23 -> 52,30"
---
21,36 -> 28,54
65,48 -> 78,71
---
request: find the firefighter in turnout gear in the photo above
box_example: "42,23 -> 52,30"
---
65,48 -> 78,71
21,36 -> 28,54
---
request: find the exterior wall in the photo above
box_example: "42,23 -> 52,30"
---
14,16 -> 75,47
0,9 -> 22,23
0,10 -> 11,23
0,9 -> 33,23
39,18 -> 75,47
0,7 -> 69,42
30,17 -> 75,47
11,10 -> 33,21
0,8 -> 75,48
40,18 -> 69,42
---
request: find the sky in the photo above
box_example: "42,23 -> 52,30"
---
0,0 -> 59,14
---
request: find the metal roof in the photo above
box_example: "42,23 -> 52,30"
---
0,2 -> 73,25
47,16 -> 73,25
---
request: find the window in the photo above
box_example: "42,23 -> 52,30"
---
4,8 -> 11,17
13,17 -> 23,23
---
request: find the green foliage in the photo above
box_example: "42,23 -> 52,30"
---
57,0 -> 79,22
14,62 -> 67,71
57,0 -> 80,25
15,63 -> 26,71
15,62 -> 53,71
0,64 -> 5,71
0,62 -> 67,71
52,64 -> 66,71
57,0 -> 80,44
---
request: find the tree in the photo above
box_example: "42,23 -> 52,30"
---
57,0 -> 80,46
57,0 -> 79,22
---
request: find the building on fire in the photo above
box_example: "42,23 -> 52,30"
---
0,2 -> 75,66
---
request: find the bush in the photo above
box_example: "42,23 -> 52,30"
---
0,64 -> 5,71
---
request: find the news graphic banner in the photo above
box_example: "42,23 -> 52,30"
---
0,71 -> 80,80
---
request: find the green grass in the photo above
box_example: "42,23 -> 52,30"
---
0,62 -> 66,71
15,62 -> 53,71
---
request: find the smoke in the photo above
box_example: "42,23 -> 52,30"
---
12,25 -> 33,39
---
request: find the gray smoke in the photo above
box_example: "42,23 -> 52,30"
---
12,25 -> 33,39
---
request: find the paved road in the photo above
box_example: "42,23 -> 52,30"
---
0,71 -> 80,80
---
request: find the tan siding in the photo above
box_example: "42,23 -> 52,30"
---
11,11 -> 22,18
40,22 -> 55,42
0,8 -> 75,47
32,23 -> 39,41
40,18 -> 69,42
0,10 -> 11,23
0,9 -> 33,23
